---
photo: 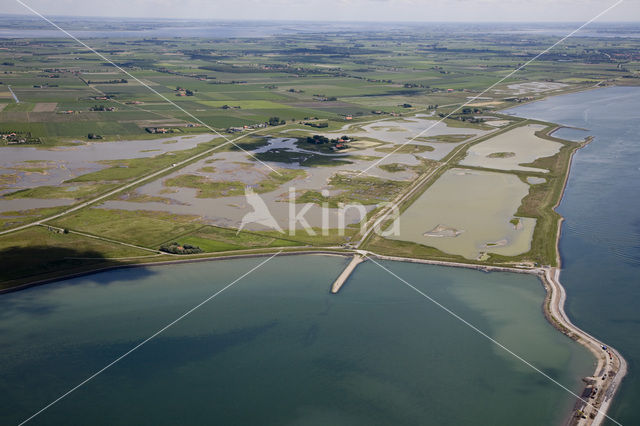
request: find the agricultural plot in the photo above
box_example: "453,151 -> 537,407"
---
0,23 -> 636,277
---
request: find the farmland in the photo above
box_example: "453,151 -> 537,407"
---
1,19 -> 640,285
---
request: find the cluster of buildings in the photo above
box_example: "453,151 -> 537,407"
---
226,122 -> 269,133
1,132 -> 41,145
145,127 -> 178,134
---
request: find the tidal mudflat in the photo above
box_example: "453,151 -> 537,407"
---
94,114 -> 496,230
391,168 -> 535,259
0,134 -> 216,193
100,134 -> 422,230
0,255 -> 593,425
460,124 -> 562,173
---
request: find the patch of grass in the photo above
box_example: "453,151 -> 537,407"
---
414,134 -> 472,143
0,207 -> 67,230
298,173 -> 408,208
487,151 -> 516,158
0,226 -> 153,289
165,174 -> 245,198
253,169 -> 306,193
177,225 -> 300,252
375,144 -> 434,154
198,166 -> 217,173
164,168 -> 305,198
379,163 -> 408,173
260,227 -> 358,246
3,183 -> 117,200
119,192 -> 175,203
0,173 -> 18,186
51,208 -> 203,248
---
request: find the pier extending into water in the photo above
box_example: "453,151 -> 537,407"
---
331,254 -> 364,293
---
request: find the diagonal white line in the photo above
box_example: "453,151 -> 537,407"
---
18,251 -> 283,426
14,0 -> 281,175
364,255 -> 623,426
358,0 -> 624,176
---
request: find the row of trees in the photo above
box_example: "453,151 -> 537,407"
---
160,242 -> 203,255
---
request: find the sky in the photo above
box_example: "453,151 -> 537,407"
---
3,0 -> 639,22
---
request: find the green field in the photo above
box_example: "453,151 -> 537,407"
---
1,24 -> 639,286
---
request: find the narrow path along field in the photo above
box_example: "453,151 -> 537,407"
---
39,224 -> 165,256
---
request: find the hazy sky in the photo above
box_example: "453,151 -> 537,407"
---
4,0 -> 639,22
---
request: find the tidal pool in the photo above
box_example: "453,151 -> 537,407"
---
0,255 -> 593,425
460,124 -> 563,173
526,176 -> 546,185
391,168 -> 536,259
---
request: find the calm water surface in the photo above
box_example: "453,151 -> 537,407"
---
507,86 -> 640,425
0,256 -> 592,425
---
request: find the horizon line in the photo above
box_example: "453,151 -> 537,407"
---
0,13 -> 639,25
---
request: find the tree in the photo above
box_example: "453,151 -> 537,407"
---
268,117 -> 284,126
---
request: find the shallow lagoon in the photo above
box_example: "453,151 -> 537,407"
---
391,168 -> 535,259
460,124 -> 562,173
0,255 -> 592,425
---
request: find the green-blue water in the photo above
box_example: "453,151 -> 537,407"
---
507,86 -> 640,425
0,256 -> 592,425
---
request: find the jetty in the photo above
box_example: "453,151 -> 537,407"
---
331,254 -> 364,293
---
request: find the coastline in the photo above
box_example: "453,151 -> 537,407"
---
542,268 -> 627,426
0,84 -> 629,424
0,240 -> 628,425
542,118 -> 625,425
0,249 -> 352,295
